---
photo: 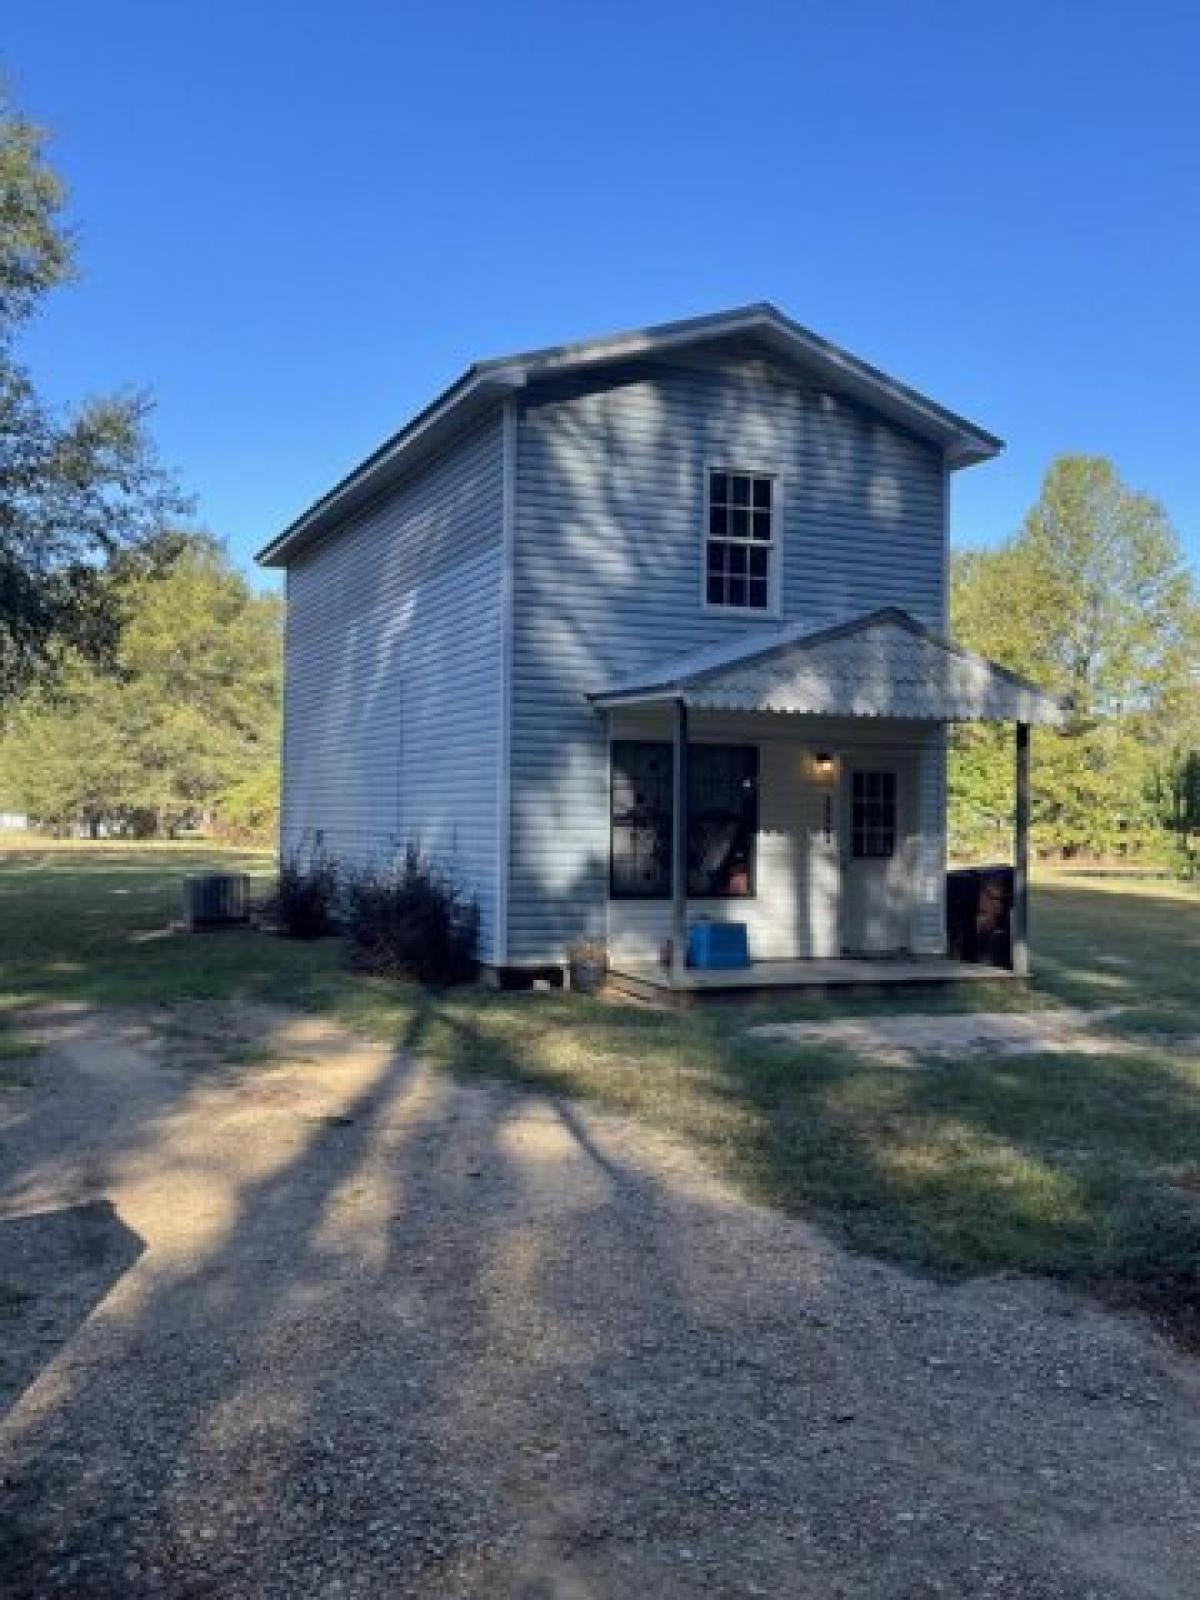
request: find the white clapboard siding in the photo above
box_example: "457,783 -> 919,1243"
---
913,727 -> 948,953
507,351 -> 947,962
282,415 -> 505,960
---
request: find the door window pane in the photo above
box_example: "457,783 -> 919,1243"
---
851,770 -> 897,859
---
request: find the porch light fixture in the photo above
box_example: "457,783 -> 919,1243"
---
813,751 -> 835,776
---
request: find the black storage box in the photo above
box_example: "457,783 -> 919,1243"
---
945,865 -> 1014,968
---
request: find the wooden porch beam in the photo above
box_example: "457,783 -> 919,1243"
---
1012,720 -> 1030,977
671,697 -> 689,984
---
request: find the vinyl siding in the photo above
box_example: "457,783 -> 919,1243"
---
913,728 -> 948,954
282,414 -> 505,961
507,352 -> 947,962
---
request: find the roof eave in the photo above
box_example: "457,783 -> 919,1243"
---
255,368 -> 525,568
945,436 -> 1003,470
744,311 -> 1003,468
586,686 -> 688,710
491,305 -> 1002,467
257,302 -> 1003,567
587,607 -> 1068,725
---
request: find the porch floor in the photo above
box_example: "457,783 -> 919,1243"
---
606,956 -> 1014,1005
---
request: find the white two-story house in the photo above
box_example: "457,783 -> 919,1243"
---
258,304 -> 1062,991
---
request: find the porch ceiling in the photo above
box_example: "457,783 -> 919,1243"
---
587,608 -> 1066,726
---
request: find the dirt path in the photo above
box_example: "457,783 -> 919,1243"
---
1,1002 -> 1198,1598
748,1006 -> 1147,1062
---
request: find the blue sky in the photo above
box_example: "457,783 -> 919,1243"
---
7,1 -> 1199,585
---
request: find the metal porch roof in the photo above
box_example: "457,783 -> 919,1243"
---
587,609 -> 1067,726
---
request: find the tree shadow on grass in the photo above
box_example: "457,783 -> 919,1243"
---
2,980 -> 1199,1595
418,984 -> 1200,1350
0,997 -> 713,1596
698,1021 -> 1200,1348
1031,881 -> 1200,1031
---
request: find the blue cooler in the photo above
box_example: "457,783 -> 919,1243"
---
687,921 -> 750,969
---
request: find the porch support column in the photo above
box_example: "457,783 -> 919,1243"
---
1012,721 -> 1031,977
671,696 -> 689,985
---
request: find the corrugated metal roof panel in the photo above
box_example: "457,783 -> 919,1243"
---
589,609 -> 1066,726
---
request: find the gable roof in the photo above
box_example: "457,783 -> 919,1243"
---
588,608 -> 1066,726
256,303 -> 1003,567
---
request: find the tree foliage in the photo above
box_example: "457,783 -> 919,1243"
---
0,534 -> 281,837
1152,748 -> 1200,876
950,455 -> 1200,861
0,82 -> 183,707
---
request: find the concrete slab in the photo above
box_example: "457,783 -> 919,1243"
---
749,1006 -> 1132,1064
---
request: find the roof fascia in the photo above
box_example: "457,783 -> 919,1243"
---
258,304 -> 1002,568
256,368 -> 524,567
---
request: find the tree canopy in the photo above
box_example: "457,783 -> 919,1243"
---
0,534 -> 281,838
0,82 -> 183,707
950,455 -> 1200,862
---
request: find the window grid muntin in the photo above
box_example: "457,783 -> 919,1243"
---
851,770 -> 897,860
706,469 -> 775,611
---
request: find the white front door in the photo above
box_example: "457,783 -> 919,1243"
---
754,744 -> 841,958
841,764 -> 910,954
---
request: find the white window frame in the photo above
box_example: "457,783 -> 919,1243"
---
700,462 -> 783,618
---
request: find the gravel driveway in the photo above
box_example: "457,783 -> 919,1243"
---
1,1002 -> 1198,1598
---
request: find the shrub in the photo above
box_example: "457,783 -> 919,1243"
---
276,849 -> 339,939
346,845 -> 478,984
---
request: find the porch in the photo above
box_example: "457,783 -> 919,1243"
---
606,954 -> 1015,1006
588,608 -> 1067,996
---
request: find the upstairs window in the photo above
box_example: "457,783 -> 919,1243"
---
706,469 -> 776,611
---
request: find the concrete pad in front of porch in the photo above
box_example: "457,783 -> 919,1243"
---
606,956 -> 1014,1005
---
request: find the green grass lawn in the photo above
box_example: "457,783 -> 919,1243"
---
3,842 -> 1199,1339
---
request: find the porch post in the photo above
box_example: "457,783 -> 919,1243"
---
671,696 -> 689,984
1012,721 -> 1031,977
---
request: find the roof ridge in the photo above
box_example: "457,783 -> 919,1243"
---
258,306 -> 1003,567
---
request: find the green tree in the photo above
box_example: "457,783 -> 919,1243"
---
950,456 -> 1200,859
0,82 -> 183,707
1152,747 -> 1200,876
0,535 -> 282,837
